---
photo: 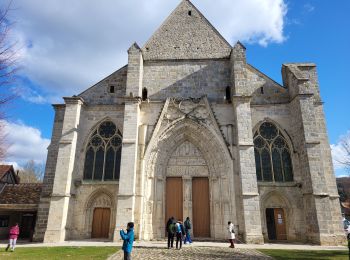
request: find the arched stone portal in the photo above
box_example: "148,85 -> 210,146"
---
84,189 -> 116,239
141,117 -> 235,240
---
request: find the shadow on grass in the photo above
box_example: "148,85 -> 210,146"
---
258,249 -> 349,260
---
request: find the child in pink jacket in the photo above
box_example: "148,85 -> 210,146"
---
6,223 -> 20,252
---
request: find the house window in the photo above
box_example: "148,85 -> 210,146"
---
254,122 -> 293,182
0,216 -> 9,227
83,121 -> 122,181
109,85 -> 115,93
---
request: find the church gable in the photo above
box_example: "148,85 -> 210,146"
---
79,65 -> 127,105
247,65 -> 290,105
142,0 -> 232,60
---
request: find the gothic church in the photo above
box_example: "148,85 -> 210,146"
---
33,0 -> 344,245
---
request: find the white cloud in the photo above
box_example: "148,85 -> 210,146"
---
0,120 -> 50,166
303,3 -> 315,13
10,0 -> 288,100
331,131 -> 350,172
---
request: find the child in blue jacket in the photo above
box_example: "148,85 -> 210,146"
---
120,222 -> 135,260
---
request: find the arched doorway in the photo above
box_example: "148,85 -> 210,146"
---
142,117 -> 234,240
84,189 -> 115,240
261,191 -> 291,242
165,141 -> 211,238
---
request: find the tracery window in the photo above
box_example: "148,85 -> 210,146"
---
83,121 -> 122,181
254,122 -> 293,182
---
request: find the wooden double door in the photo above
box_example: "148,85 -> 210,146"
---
266,208 -> 287,240
166,177 -> 210,237
92,208 -> 111,238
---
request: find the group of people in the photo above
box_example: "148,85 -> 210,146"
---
5,219 -> 235,259
166,216 -> 192,249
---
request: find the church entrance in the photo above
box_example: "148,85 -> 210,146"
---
91,208 -> 110,238
192,177 -> 210,237
166,177 -> 183,223
266,208 -> 287,240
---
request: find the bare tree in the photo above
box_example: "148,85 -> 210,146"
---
0,0 -> 18,160
18,160 -> 44,183
339,132 -> 350,172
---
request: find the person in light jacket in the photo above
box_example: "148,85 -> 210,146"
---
227,221 -> 235,248
120,222 -> 135,260
6,223 -> 20,252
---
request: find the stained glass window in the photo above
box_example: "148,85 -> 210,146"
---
253,122 -> 294,182
83,121 -> 122,181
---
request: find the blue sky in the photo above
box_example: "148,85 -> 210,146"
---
2,0 -> 350,176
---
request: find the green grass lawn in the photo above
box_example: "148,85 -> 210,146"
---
258,249 -> 349,260
0,246 -> 119,260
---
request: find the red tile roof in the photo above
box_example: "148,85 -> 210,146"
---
0,183 -> 42,204
0,165 -> 13,179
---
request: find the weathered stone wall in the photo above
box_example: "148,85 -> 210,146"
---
65,105 -> 125,239
33,105 -> 65,241
79,66 -> 127,105
143,60 -> 230,101
282,64 -> 345,245
67,184 -> 118,240
142,0 -> 231,60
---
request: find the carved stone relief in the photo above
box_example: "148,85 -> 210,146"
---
166,141 -> 209,177
164,98 -> 210,123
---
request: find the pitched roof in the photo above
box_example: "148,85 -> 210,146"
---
0,183 -> 42,205
0,165 -> 13,179
142,0 -> 232,60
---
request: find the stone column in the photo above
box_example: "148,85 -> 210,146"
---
43,97 -> 83,242
183,176 -> 192,234
232,96 -> 264,243
114,43 -> 143,240
283,63 -> 345,245
33,105 -> 65,242
230,42 -> 263,244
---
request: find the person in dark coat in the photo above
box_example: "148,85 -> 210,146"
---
166,217 -> 175,249
120,222 -> 135,260
183,217 -> 192,244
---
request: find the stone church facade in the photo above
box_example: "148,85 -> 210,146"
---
33,0 -> 344,245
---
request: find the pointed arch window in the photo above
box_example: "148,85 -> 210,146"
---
254,122 -> 293,182
83,121 -> 122,181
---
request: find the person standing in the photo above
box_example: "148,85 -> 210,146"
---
166,217 -> 175,249
120,222 -> 135,260
183,217 -> 192,244
6,223 -> 20,252
227,221 -> 235,248
175,221 -> 184,249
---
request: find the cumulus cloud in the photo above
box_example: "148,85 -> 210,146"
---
0,120 -> 50,166
10,0 -> 288,100
331,131 -> 350,172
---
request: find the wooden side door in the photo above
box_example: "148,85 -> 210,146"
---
166,177 -> 183,224
92,208 -> 110,238
192,177 -> 210,237
274,208 -> 287,240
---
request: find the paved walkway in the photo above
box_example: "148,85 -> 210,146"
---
109,246 -> 272,260
0,240 -> 347,251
